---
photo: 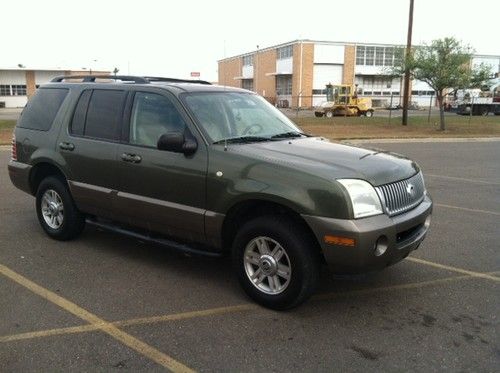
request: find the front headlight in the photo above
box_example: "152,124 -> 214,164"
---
337,179 -> 383,219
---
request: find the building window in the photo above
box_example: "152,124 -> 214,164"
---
384,47 -> 394,66
276,45 -> 293,60
276,75 -> 292,95
312,89 -> 327,95
375,47 -> 384,66
365,47 -> 375,65
242,55 -> 254,66
0,85 -> 11,96
11,85 -> 27,96
242,79 -> 254,91
356,46 -> 365,65
356,45 -> 404,67
394,48 -> 404,66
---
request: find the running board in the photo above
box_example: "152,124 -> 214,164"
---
86,218 -> 223,258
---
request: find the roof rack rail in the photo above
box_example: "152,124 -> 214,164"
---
145,77 -> 212,85
50,75 -> 212,85
51,75 -> 150,83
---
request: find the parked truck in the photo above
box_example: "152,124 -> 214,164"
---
454,78 -> 500,116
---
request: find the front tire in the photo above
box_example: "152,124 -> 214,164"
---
325,110 -> 333,118
36,176 -> 85,240
232,215 -> 320,310
364,110 -> 374,118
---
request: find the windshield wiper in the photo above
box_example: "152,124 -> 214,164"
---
213,136 -> 272,145
270,131 -> 307,139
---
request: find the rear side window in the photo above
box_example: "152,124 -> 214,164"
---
18,88 -> 68,131
70,90 -> 92,136
71,89 -> 126,141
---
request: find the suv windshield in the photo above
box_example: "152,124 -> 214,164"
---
182,92 -> 303,143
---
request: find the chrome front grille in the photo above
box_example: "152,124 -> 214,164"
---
376,172 -> 425,216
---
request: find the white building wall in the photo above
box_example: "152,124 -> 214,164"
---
0,70 -> 26,84
1,96 -> 27,107
276,58 -> 293,74
242,65 -> 254,79
354,65 -> 388,75
0,71 -> 28,107
472,56 -> 500,75
313,65 -> 343,88
312,64 -> 343,106
314,44 -> 344,64
35,70 -> 64,84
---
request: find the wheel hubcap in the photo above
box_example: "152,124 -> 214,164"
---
243,236 -> 292,295
41,189 -> 64,229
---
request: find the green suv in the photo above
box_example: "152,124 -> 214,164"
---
8,75 -> 432,309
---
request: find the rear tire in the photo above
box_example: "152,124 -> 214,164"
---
314,112 -> 324,118
232,215 -> 320,310
36,176 -> 85,240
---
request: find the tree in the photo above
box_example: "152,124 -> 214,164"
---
394,37 -> 491,130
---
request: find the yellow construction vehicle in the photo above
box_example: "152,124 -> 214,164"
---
314,84 -> 374,118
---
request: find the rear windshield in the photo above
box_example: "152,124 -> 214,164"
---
18,88 -> 69,131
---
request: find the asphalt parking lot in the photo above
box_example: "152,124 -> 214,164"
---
0,140 -> 499,372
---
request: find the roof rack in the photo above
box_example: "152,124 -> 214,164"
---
145,77 -> 212,85
51,75 -> 149,83
50,75 -> 211,85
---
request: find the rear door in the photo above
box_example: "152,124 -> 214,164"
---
115,88 -> 208,243
57,88 -> 127,219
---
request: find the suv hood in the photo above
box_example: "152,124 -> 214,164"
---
232,137 -> 419,186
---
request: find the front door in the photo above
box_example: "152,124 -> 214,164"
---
115,89 -> 208,243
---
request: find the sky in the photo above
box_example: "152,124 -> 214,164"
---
3,0 -> 498,81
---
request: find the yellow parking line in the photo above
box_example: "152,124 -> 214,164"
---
406,257 -> 500,282
0,304 -> 257,344
114,304 -> 256,328
312,273 -> 472,301
0,263 -> 194,373
0,324 -> 99,343
425,174 -> 500,185
2,272 -> 493,345
435,203 -> 500,216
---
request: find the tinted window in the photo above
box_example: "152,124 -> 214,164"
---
84,90 -> 126,141
129,92 -> 186,147
18,88 -> 68,131
70,90 -> 92,136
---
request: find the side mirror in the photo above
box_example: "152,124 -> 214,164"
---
157,131 -> 197,155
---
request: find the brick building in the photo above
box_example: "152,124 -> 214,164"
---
218,40 -> 500,108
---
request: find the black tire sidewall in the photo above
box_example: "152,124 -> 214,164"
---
36,176 -> 83,240
232,215 -> 319,310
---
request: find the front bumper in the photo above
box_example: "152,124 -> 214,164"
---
303,196 -> 432,273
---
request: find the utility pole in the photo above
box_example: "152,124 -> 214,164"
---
402,0 -> 414,126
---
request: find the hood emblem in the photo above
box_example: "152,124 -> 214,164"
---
406,183 -> 415,197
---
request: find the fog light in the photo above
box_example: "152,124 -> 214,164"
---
374,236 -> 388,256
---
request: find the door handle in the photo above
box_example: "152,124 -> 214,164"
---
121,153 -> 142,163
59,142 -> 75,151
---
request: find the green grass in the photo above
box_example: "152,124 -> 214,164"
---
0,120 -> 16,145
291,115 -> 500,140
0,120 -> 16,129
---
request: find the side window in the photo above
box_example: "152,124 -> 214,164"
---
84,90 -> 127,141
70,90 -> 92,136
129,92 -> 186,147
18,88 -> 68,131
